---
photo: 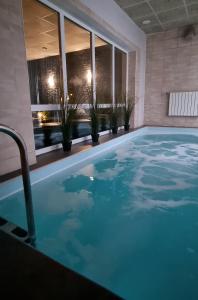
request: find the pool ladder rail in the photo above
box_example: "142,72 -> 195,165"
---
0,124 -> 36,246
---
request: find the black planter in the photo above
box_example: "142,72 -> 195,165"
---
112,127 -> 118,134
124,124 -> 130,131
91,133 -> 99,143
62,140 -> 72,152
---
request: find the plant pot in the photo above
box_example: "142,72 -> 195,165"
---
91,133 -> 99,143
124,124 -> 130,131
62,140 -> 72,152
112,127 -> 118,134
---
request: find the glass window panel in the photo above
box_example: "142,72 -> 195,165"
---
64,19 -> 92,104
115,48 -> 127,104
32,108 -> 93,149
95,36 -> 112,104
97,108 -> 111,131
32,110 -> 62,149
72,109 -> 91,139
22,0 -> 62,105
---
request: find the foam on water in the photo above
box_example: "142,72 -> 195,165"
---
1,133 -> 198,299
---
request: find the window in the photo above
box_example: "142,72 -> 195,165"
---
22,0 -> 62,105
95,36 -> 112,104
115,48 -> 127,104
22,0 -> 62,149
65,19 -> 92,104
64,19 -> 92,138
32,110 -> 62,149
22,0 -> 128,151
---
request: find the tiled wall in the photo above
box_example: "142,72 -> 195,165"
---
145,27 -> 198,127
0,0 -> 36,175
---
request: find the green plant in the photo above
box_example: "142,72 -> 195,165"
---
82,85 -> 100,143
123,96 -> 135,131
89,98 -> 100,143
110,105 -> 119,134
61,108 -> 77,141
60,98 -> 78,151
123,104 -> 134,131
90,103 -> 99,136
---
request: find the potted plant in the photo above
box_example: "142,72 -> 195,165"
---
123,97 -> 135,131
89,102 -> 99,143
110,104 -> 119,134
82,84 -> 100,143
61,99 -> 78,152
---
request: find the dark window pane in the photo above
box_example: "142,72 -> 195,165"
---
32,110 -> 62,149
65,19 -> 92,104
98,108 -> 111,131
95,36 -> 112,104
32,109 -> 93,149
22,0 -> 62,105
71,109 -> 91,139
115,48 -> 126,104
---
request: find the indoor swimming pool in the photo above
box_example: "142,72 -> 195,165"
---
1,127 -> 198,299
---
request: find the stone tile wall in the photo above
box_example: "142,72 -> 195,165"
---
0,0 -> 36,175
145,26 -> 198,127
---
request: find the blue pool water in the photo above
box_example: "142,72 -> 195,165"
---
1,132 -> 198,299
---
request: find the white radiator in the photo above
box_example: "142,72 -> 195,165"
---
168,91 -> 198,116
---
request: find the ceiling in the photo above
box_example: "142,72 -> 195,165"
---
22,0 -> 105,61
115,0 -> 198,34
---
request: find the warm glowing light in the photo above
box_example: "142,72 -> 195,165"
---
86,70 -> 92,84
37,112 -> 43,121
47,74 -> 55,88
37,111 -> 47,123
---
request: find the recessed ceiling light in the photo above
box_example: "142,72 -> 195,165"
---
142,20 -> 151,25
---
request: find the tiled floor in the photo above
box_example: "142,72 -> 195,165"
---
0,129 -> 135,182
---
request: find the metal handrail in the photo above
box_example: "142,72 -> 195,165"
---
0,124 -> 36,245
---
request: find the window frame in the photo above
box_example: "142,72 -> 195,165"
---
26,0 -> 129,153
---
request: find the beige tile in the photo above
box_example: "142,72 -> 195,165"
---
145,27 -> 198,128
0,0 -> 36,175
164,29 -> 178,40
177,37 -> 192,48
163,38 -> 178,49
